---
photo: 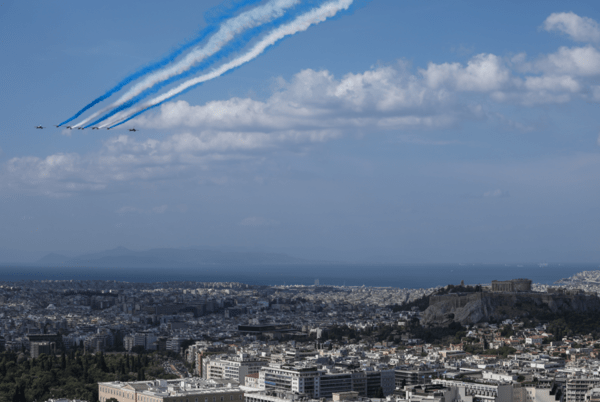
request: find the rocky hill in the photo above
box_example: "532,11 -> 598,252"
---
421,290 -> 600,326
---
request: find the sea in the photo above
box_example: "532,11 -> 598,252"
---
0,263 -> 596,289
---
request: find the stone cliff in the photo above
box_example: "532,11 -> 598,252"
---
421,291 -> 600,326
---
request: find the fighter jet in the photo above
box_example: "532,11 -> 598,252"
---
35,125 -> 44,129
92,127 -> 99,130
65,126 -> 73,129
129,128 -> 138,132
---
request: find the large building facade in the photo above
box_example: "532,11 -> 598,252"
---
99,379 -> 244,402
258,364 -> 395,399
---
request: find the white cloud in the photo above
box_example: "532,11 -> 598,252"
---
543,12 -> 600,43
420,54 -> 511,92
524,75 -> 580,92
239,216 -> 280,227
535,46 -> 600,77
137,65 -> 457,134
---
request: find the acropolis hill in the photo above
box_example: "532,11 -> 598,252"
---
421,278 -> 600,326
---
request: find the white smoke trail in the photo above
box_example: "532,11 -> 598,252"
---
103,0 -> 354,128
74,0 -> 300,128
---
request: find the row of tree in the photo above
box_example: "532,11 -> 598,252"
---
0,350 -> 176,402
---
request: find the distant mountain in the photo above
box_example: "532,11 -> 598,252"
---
34,247 -> 306,267
37,253 -> 69,265
0,248 -> 47,264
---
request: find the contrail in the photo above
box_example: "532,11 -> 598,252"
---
83,1 -> 329,129
60,0 -> 264,127
105,0 -> 354,129
74,0 -> 302,128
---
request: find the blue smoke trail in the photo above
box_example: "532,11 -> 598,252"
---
109,0 -> 367,129
58,0 -> 264,127
85,0 -> 330,129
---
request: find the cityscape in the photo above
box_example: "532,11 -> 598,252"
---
2,1 -> 600,402
1,272 -> 600,402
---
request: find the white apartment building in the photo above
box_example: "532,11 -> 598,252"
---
258,364 -> 395,399
205,354 -> 269,384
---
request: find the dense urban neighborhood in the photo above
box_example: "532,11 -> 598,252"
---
3,272 -> 600,402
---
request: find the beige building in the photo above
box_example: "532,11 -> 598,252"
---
99,379 -> 244,402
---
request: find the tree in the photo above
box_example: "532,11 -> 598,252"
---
12,383 -> 26,402
98,352 -> 108,372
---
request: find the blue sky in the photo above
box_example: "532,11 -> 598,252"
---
1,0 -> 599,263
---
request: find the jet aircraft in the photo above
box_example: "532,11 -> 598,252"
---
129,128 -> 138,132
92,127 -> 99,130
35,126 -> 44,129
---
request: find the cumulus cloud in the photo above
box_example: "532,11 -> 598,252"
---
239,216 -> 280,227
543,12 -> 600,43
137,64 -> 459,134
421,54 -> 511,92
534,46 -> 600,77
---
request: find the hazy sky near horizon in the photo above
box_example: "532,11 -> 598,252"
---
1,0 -> 600,263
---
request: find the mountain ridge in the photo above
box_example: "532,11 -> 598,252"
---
34,247 -> 307,267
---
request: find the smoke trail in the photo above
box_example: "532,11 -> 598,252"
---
74,0 -> 302,129
59,0 -> 264,127
106,0 -> 354,129
83,1 -> 333,129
